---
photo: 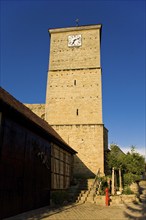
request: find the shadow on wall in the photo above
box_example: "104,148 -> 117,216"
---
104,149 -> 111,176
73,155 -> 96,179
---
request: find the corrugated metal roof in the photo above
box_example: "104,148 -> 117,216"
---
0,87 -> 77,154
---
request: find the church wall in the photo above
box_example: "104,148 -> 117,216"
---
51,124 -> 104,177
45,25 -> 107,177
45,68 -> 102,125
104,127 -> 108,151
49,27 -> 101,71
25,104 -> 45,120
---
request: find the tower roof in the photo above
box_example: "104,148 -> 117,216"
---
49,24 -> 102,34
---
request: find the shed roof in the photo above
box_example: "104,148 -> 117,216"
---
0,87 -> 77,154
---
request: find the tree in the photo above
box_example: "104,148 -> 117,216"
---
107,144 -> 125,170
107,144 -> 145,187
122,146 -> 145,185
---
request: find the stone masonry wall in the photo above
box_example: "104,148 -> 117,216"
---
52,124 -> 104,177
49,26 -> 101,71
25,104 -> 45,120
45,25 -> 107,177
45,68 -> 102,125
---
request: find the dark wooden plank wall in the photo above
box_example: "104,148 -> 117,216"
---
0,117 -> 51,219
51,144 -> 73,189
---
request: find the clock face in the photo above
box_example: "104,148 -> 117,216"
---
68,35 -> 82,47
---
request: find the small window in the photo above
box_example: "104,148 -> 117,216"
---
74,80 -> 76,86
76,109 -> 79,116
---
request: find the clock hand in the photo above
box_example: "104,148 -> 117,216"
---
72,38 -> 77,45
72,37 -> 80,45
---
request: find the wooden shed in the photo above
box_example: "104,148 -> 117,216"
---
0,87 -> 76,219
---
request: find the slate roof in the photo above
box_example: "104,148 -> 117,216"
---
0,87 -> 77,154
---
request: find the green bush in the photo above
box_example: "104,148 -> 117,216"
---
123,186 -> 134,195
98,177 -> 108,195
51,190 -> 68,205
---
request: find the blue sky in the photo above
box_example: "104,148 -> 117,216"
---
0,0 -> 145,156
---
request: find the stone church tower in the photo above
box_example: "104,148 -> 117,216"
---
25,24 -> 108,177
45,24 -> 108,177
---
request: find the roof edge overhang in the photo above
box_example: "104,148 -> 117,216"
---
48,24 -> 102,34
0,87 -> 77,155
